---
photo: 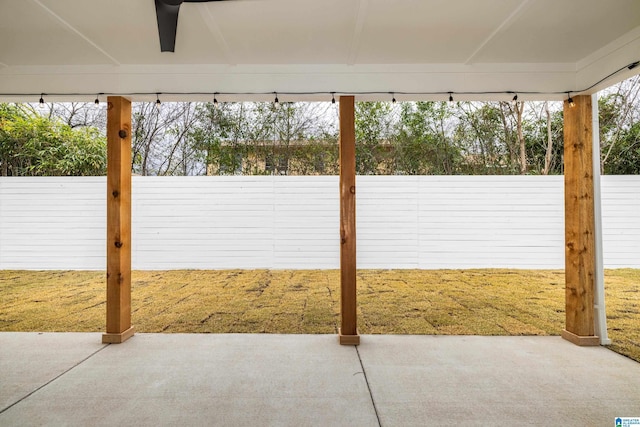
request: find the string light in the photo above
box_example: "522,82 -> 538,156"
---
16,88 -> 614,104
155,93 -> 161,108
391,92 -> 396,103
274,92 -> 279,109
19,60 -> 640,106
94,93 -> 100,105
213,93 -> 219,109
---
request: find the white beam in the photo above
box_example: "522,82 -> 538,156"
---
0,63 -> 577,103
591,92 -> 611,346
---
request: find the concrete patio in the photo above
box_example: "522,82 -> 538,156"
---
1,333 -> 638,426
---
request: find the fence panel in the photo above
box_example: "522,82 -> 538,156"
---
1,176 -> 638,270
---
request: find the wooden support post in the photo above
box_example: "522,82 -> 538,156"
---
562,95 -> 599,346
102,96 -> 135,344
339,96 -> 359,345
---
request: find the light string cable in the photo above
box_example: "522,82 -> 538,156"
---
11,60 -> 640,103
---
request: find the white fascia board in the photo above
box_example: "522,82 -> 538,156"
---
575,26 -> 640,94
0,62 -> 579,103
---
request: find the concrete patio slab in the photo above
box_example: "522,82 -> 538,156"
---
0,332 -> 106,411
358,335 -> 640,426
1,333 -> 638,426
0,333 -> 377,426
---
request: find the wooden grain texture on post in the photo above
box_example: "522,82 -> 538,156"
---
103,96 -> 135,344
562,95 -> 598,346
339,96 -> 359,345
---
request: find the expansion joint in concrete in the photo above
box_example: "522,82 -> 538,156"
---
355,345 -> 382,427
0,343 -> 110,416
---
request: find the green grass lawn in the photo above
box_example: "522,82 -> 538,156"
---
0,269 -> 638,362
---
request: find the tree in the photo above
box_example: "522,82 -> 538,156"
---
189,102 -> 248,175
599,75 -> 640,174
514,101 -> 527,174
394,102 -> 461,174
0,103 -> 106,176
454,102 -> 512,174
47,102 -> 106,130
130,102 -> 203,176
542,102 -> 556,175
8,79 -> 636,178
255,102 -> 335,175
600,119 -> 640,174
355,102 -> 394,174
515,101 -> 564,175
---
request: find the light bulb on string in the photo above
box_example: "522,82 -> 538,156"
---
11,63 -> 640,114
213,93 -> 219,109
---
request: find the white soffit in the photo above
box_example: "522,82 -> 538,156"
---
0,0 -> 638,102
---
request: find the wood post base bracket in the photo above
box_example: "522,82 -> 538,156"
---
102,326 -> 136,344
338,329 -> 360,345
561,329 -> 599,346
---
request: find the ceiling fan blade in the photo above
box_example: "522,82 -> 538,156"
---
155,0 -> 182,52
155,0 -> 230,52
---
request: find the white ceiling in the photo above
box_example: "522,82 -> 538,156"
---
0,0 -> 639,102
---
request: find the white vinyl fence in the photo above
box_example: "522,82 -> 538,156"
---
0,176 -> 638,270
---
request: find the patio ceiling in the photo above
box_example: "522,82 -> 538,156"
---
0,0 -> 639,102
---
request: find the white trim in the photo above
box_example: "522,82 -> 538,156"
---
576,26 -> 640,73
575,27 -> 640,93
591,93 -> 611,345
347,0 -> 369,65
0,63 -> 579,103
465,0 -> 533,65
